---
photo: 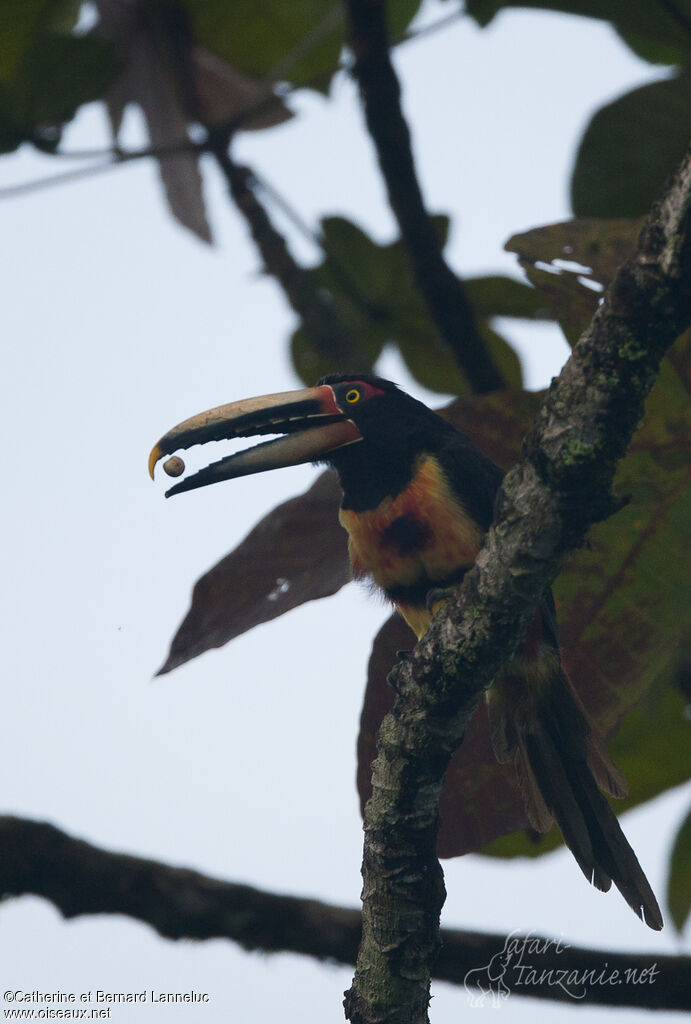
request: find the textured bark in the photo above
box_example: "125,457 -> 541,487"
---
2,816 -> 688,1011
344,145 -> 691,1023
344,0 -> 505,393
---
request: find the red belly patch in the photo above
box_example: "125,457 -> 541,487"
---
380,513 -> 433,555
339,455 -> 483,593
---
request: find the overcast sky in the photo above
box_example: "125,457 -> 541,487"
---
1,2 -> 688,1021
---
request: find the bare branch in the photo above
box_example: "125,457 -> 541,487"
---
344,0 -> 505,393
344,146 -> 691,1023
1,816 -> 688,1011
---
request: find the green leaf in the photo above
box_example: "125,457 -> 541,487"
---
388,0 -> 426,41
0,0 -> 80,84
506,217 -> 644,344
290,322 -> 384,387
477,324 -> 523,390
466,1 -> 690,65
0,31 -> 120,154
615,27 -> 684,67
396,323 -> 473,396
464,275 -> 551,321
15,33 -> 120,127
571,75 -> 691,218
288,217 -> 399,384
292,216 -> 528,394
668,808 -> 691,933
182,0 -> 423,93
182,0 -> 341,90
555,334 -> 691,736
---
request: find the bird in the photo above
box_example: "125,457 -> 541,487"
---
149,373 -> 663,930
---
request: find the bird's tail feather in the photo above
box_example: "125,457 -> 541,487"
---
487,663 -> 663,931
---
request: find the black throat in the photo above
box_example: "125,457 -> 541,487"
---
322,392 -> 455,511
326,440 -> 420,511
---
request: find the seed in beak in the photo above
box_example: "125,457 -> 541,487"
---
164,456 -> 186,478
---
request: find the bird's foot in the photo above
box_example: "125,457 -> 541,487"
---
425,585 -> 460,614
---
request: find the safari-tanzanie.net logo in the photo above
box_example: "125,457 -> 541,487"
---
463,930 -> 659,1008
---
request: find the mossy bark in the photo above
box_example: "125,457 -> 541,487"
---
344,147 -> 691,1023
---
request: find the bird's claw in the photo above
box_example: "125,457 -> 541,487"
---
425,585 -> 459,614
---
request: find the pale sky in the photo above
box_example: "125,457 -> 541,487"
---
1,3 -> 688,1021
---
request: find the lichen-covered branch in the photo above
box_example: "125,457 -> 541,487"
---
344,0 -> 504,393
344,145 -> 691,1024
1,817 -> 688,1011
210,140 -> 368,372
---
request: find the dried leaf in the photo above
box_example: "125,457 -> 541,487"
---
96,0 -> 292,242
506,217 -> 644,343
360,612 -> 528,856
96,0 -> 212,243
134,54 -> 212,242
192,47 -> 292,131
157,471 -> 348,675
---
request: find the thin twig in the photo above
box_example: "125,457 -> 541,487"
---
250,168 -> 325,250
210,141 -> 368,372
250,168 -> 400,329
344,0 -> 505,393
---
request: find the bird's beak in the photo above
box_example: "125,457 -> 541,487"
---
148,384 -> 362,496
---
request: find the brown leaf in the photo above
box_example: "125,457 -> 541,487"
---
192,47 -> 292,131
94,2 -> 291,243
157,471 -> 349,675
358,613 -> 527,857
356,613 -> 413,810
95,0 -> 212,243
129,30 -> 212,244
506,217 -> 644,344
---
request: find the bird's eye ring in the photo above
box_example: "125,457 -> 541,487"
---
345,388 -> 360,404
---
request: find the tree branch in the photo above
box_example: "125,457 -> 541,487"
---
209,141 -> 370,373
344,146 -> 691,1023
344,0 -> 505,393
1,816 -> 688,1011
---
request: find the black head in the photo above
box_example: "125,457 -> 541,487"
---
316,374 -> 454,509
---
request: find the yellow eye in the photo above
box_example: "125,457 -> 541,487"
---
345,388 -> 361,404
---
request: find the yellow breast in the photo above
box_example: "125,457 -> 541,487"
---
339,455 -> 482,638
